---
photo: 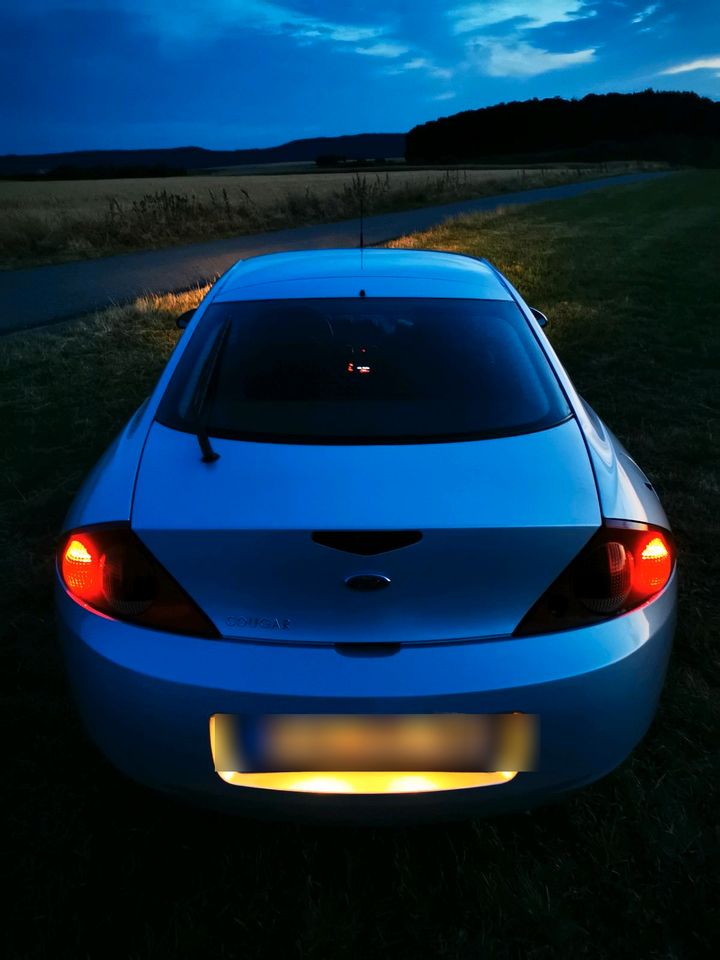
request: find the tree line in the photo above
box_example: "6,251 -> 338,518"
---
406,90 -> 720,167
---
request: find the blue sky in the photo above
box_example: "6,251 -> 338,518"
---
1,0 -> 718,154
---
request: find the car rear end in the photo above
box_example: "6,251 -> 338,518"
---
56,252 -> 676,820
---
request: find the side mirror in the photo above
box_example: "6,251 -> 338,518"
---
176,309 -> 195,330
530,307 -> 548,327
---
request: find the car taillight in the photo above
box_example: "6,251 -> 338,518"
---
58,525 -> 219,638
514,520 -> 674,637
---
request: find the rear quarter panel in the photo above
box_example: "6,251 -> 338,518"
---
487,264 -> 670,528
61,271 -> 231,531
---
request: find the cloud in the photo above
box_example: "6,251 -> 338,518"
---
659,55 -> 720,75
433,91 -> 457,101
13,1 -> 387,46
468,37 -> 596,76
449,1 -> 594,33
631,4 -> 658,24
158,1 -> 386,45
396,57 -> 454,80
354,42 -> 409,58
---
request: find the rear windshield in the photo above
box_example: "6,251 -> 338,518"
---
157,298 -> 570,443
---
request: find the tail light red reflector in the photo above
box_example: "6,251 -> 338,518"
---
514,520 -> 674,636
58,525 -> 219,638
635,535 -> 672,594
62,536 -> 101,599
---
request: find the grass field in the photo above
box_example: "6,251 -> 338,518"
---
2,172 -> 718,959
0,161 -> 656,269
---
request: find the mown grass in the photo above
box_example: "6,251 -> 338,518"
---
2,172 -> 718,960
0,162 -> 657,269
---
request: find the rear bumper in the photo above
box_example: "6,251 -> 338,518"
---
56,572 -> 676,821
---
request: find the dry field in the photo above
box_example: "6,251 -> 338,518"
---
0,161 -> 659,268
0,164 -> 630,218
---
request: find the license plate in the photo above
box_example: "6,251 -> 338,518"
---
211,713 -> 537,773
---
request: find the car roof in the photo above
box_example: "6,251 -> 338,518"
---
213,249 -> 513,303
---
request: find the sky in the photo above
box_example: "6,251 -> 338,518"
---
1,0 -> 719,155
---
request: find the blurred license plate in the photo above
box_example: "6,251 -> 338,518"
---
212,713 -> 537,773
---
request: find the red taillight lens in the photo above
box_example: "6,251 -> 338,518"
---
635,535 -> 672,595
62,536 -> 101,600
58,525 -> 219,638
514,520 -> 674,637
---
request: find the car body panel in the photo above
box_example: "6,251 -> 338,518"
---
62,400 -> 152,530
216,277 -> 514,302
57,570 -> 676,819
582,412 -> 670,527
132,419 -> 600,644
215,249 -> 511,303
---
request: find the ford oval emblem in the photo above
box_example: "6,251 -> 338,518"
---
345,574 -> 391,591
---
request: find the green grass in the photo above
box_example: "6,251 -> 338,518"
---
2,172 -> 719,959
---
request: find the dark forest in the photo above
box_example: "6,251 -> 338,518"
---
406,90 -> 720,166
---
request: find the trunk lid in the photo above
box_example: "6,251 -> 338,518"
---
132,420 -> 600,643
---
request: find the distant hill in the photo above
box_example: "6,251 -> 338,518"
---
8,90 -> 719,178
0,133 -> 406,177
406,90 -> 720,166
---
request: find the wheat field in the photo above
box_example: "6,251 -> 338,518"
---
0,161 -> 660,267
0,167 -> 583,215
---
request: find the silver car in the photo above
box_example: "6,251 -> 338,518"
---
56,249 -> 676,820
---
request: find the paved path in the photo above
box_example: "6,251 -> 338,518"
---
0,171 -> 669,333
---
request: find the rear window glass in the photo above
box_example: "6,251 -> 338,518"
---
157,298 -> 570,443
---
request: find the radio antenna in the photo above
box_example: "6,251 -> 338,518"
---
359,183 -> 365,270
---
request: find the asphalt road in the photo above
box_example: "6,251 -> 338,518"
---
0,171 -> 669,334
